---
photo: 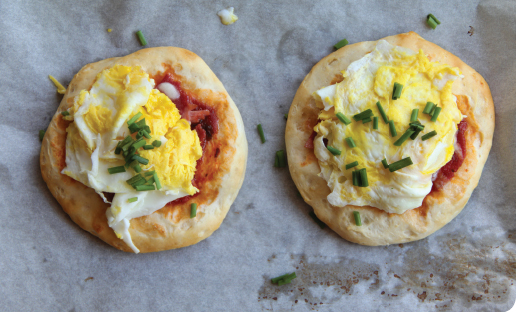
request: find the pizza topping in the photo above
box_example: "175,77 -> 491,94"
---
274,150 -> 287,168
190,203 -> 197,218
257,124 -> 266,143
345,161 -> 358,170
327,146 -> 341,155
373,116 -> 379,130
427,14 -> 441,29
334,38 -> 349,50
353,211 -> 362,226
336,112 -> 352,125
136,30 -> 147,46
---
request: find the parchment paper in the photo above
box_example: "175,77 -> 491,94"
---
0,0 -> 514,311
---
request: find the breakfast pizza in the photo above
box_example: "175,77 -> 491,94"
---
285,32 -> 494,245
40,47 -> 247,253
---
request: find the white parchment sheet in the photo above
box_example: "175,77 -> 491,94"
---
0,0 -> 514,311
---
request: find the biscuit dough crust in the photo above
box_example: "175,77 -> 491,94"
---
285,32 -> 494,245
40,47 -> 248,253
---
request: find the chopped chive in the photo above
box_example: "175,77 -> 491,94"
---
144,170 -> 155,177
309,211 -> 326,229
327,146 -> 341,156
126,174 -> 144,185
272,272 -> 297,285
108,166 -> 126,174
423,102 -> 435,114
355,169 -> 362,186
431,107 -> 442,122
257,124 -> 266,143
143,145 -> 154,150
359,168 -> 368,187
128,123 -> 140,134
373,117 -> 379,130
376,101 -> 389,123
353,211 -> 362,226
39,130 -> 46,141
144,176 -> 154,185
124,148 -> 136,163
362,117 -> 372,124
388,120 -> 397,137
136,30 -> 147,46
133,163 -> 142,173
127,197 -> 138,203
131,138 -> 146,150
353,109 -> 373,121
388,157 -> 413,172
122,139 -> 135,152
422,130 -> 438,141
352,170 -> 358,186
127,112 -> 142,125
410,129 -> 422,140
152,140 -> 162,147
392,82 -> 403,100
276,150 -> 287,167
428,14 -> 441,24
345,161 -> 359,170
190,203 -> 197,218
410,123 -> 425,131
394,130 -> 415,146
125,159 -> 136,169
336,112 -> 352,125
136,118 -> 146,128
334,38 -> 348,50
410,109 -> 419,122
382,158 -> 389,169
143,125 -> 151,134
136,130 -> 144,140
133,155 -> 149,165
153,172 -> 161,190
114,147 -> 122,155
135,185 -> 155,191
345,137 -> 356,148
427,17 -> 438,29
61,111 -> 70,116
284,113 -> 288,120
271,273 -> 292,284
142,129 -> 151,139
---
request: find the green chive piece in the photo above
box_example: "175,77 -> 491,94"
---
272,272 -> 297,285
136,118 -> 146,128
144,170 -> 155,177
39,130 -> 46,141
133,163 -> 142,173
61,111 -> 70,116
394,130 -> 415,146
359,168 -> 368,187
152,140 -> 161,147
392,82 -> 403,100
423,102 -> 435,114
135,185 -> 155,191
108,166 -> 126,174
336,112 -> 352,125
131,138 -> 146,150
430,105 -> 436,116
136,30 -> 147,46
376,102 -> 389,123
133,155 -> 149,165
309,211 -> 326,229
345,137 -> 356,148
128,197 -> 138,203
382,158 -> 389,169
143,145 -> 154,150
190,203 -> 197,218
257,124 -> 266,143
334,38 -> 348,50
431,107 -> 442,122
124,147 -> 136,163
122,139 -> 135,152
352,170 -> 358,186
327,146 -> 341,156
127,112 -> 142,125
125,159 -> 136,169
410,109 -> 419,122
128,123 -> 140,134
428,14 -> 441,24
427,17 -> 438,29
276,150 -> 287,167
141,129 -> 151,139
388,157 -> 413,172
388,120 -> 397,137
114,147 -> 122,155
410,123 -> 425,131
422,130 -> 438,141
126,174 -> 144,185
362,117 -> 372,124
143,125 -> 151,134
144,176 -> 154,185
373,117 -> 379,130
353,109 -> 373,121
410,128 -> 422,140
153,172 -> 161,190
345,161 -> 359,170
284,113 -> 288,120
353,211 -> 362,226
355,169 -> 362,187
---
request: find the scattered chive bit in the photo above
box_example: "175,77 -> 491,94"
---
144,170 -> 155,177
126,174 -> 144,185
352,170 -> 359,186
143,145 -> 154,150
153,172 -> 162,190
39,130 -> 46,141
353,211 -> 362,226
359,168 -> 369,187
327,146 -> 341,156
274,150 -> 287,168
392,82 -> 403,100
345,161 -> 359,170
127,112 -> 142,125
135,185 -> 155,191
133,163 -> 142,173
388,157 -> 413,172
376,101 -> 389,123
127,197 -> 138,203
381,158 -> 389,169
334,38 -> 349,50
107,28 -> 112,33
352,109 -> 373,121
428,14 -> 441,24
284,113 -> 288,120
136,30 -> 147,46
426,14 -> 441,29
257,124 -> 266,143
430,107 -> 442,122
388,120 -> 397,137
128,123 -> 140,134
190,203 -> 197,218
393,130 -> 415,146
362,117 -> 372,124
108,166 -> 126,174
152,140 -> 162,147
410,128 -> 422,140
423,102 -> 435,115
48,75 -> 66,94
271,272 -> 297,285
345,137 -> 356,148
309,211 -> 326,229
141,129 -> 152,139
421,130 -> 438,141
373,117 -> 379,130
336,112 -> 351,125
132,138 -> 146,150
133,155 -> 149,165
410,109 -> 419,122
354,169 -> 362,186
430,105 -> 437,116
61,110 -> 70,116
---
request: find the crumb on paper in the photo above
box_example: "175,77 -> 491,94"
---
107,28 -> 112,33
48,75 -> 66,94
468,26 -> 474,36
84,277 -> 94,282
218,7 -> 238,25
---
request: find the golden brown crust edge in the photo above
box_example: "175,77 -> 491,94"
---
40,47 -> 248,253
285,32 -> 494,246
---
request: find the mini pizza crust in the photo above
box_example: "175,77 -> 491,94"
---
40,47 -> 247,253
285,32 -> 494,245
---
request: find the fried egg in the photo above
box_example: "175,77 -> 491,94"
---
62,65 -> 202,253
313,40 -> 463,214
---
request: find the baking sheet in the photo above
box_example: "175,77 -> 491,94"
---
0,0 -> 514,311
